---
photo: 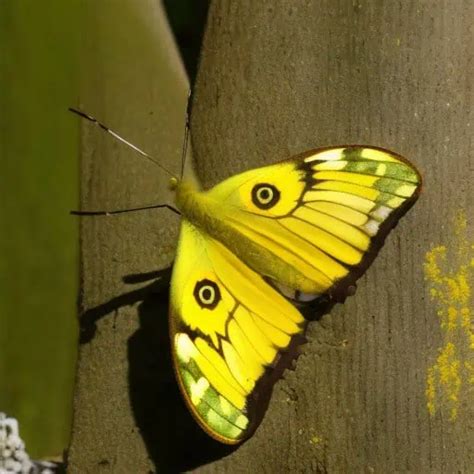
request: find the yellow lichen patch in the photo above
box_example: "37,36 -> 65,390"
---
436,343 -> 461,420
424,210 -> 473,421
307,428 -> 325,450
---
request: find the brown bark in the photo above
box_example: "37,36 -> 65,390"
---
69,0 -> 473,472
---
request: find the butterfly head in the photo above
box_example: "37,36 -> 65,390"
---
169,176 -> 179,190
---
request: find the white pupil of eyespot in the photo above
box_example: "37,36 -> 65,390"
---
258,188 -> 272,202
199,286 -> 214,303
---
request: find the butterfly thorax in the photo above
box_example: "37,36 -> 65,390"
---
174,179 -> 227,235
174,179 -> 210,220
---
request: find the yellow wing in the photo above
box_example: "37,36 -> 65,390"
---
169,220 -> 306,444
203,145 -> 422,301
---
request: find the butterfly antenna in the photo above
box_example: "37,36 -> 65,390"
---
180,89 -> 192,180
71,203 -> 180,217
69,107 -> 177,179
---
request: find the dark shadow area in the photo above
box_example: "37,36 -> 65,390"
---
78,268 -> 237,472
128,269 -> 237,472
77,270 -> 171,345
163,0 -> 210,86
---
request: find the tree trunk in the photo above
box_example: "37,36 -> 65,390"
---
190,0 -> 473,472
67,1 -> 188,472
69,0 -> 473,472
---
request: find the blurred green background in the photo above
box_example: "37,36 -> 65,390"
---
0,0 -> 208,459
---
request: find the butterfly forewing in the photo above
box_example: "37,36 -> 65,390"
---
202,145 -> 421,300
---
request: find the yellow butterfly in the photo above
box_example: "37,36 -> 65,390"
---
168,145 -> 421,444
69,111 -> 421,444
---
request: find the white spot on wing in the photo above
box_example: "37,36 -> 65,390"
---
370,205 -> 392,221
363,219 -> 380,236
175,333 -> 195,363
190,377 -> 209,405
313,160 -> 346,171
296,292 -> 320,302
305,148 -> 345,162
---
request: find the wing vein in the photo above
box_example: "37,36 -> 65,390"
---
193,336 -> 248,394
225,215 -> 335,282
301,203 -> 369,230
287,214 -> 366,254
217,276 -> 291,336
273,219 -> 351,270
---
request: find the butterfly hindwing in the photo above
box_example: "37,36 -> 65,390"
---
170,221 -> 305,443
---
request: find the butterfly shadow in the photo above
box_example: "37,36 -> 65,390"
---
78,267 -> 237,472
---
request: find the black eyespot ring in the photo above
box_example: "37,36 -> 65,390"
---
194,279 -> 221,309
251,183 -> 280,209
